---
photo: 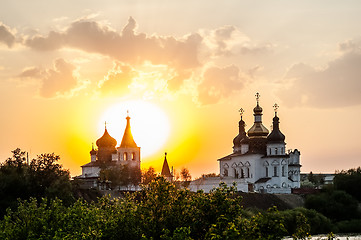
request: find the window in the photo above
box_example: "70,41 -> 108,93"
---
132,152 -> 135,160
234,169 -> 238,178
266,167 -> 268,177
275,148 -> 278,155
282,166 -> 285,177
273,166 -> 278,177
224,169 -> 228,177
269,148 -> 271,155
123,153 -> 127,161
241,168 -> 245,178
247,168 -> 250,178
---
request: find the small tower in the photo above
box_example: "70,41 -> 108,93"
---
267,104 -> 286,156
161,152 -> 173,181
233,108 -> 249,153
117,112 -> 141,169
90,143 -> 97,162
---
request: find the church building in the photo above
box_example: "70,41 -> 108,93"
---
190,93 -> 301,194
76,114 -> 141,189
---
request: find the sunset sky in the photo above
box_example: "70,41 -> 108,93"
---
1,1 -> 361,178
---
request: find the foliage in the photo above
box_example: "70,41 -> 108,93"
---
142,166 -> 157,185
335,219 -> 361,233
334,167 -> 361,201
305,190 -> 359,221
0,177 -> 292,239
0,149 -> 74,218
282,208 -> 334,235
100,164 -> 141,189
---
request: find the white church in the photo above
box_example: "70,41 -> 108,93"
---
189,93 -> 301,194
76,114 -> 141,189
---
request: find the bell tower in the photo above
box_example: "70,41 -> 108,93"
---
117,112 -> 141,169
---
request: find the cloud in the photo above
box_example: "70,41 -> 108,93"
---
18,58 -> 81,98
0,22 -> 16,48
20,17 -> 268,102
98,62 -> 137,95
197,65 -> 245,105
278,42 -> 361,108
25,17 -> 203,71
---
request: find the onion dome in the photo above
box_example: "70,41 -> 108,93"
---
90,143 -> 97,155
247,93 -> 269,137
267,104 -> 285,143
233,110 -> 248,148
96,127 -> 117,148
253,104 -> 263,114
120,114 -> 138,148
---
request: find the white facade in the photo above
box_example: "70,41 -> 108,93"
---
190,96 -> 301,194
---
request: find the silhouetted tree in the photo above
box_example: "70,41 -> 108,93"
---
142,166 -> 157,185
0,149 -> 74,218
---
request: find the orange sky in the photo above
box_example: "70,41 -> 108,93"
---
1,1 -> 361,178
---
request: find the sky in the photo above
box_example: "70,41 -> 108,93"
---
1,0 -> 361,178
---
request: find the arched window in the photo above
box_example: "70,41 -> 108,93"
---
282,166 -> 285,177
241,168 -> 245,178
132,152 -> 135,160
266,167 -> 269,177
123,152 -> 127,161
234,168 -> 238,178
273,166 -> 278,177
247,168 -> 250,178
224,168 -> 228,177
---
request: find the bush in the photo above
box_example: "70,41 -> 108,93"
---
336,219 -> 361,233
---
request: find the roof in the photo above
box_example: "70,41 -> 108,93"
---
161,153 -> 172,177
96,128 -> 117,148
255,177 -> 271,184
120,116 -> 138,148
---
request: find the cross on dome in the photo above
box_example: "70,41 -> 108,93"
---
273,103 -> 279,115
239,108 -> 244,119
255,92 -> 260,104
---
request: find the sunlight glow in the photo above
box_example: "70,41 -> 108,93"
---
98,100 -> 171,158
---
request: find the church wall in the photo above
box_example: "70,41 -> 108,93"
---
116,147 -> 141,169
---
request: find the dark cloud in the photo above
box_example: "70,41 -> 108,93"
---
0,22 -> 16,47
279,46 -> 361,108
198,65 -> 244,105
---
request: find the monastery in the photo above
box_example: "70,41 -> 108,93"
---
189,93 -> 301,193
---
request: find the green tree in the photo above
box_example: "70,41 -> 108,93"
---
334,167 -> 361,201
305,190 -> 359,221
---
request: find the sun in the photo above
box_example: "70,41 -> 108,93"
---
98,100 -> 171,158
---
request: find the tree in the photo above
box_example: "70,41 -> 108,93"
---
334,167 -> 361,201
100,164 -> 141,190
142,166 -> 157,185
0,149 -> 74,218
180,167 -> 191,188
0,149 -> 30,217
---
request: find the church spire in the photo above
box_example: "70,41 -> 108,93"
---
161,152 -> 173,181
120,112 -> 138,148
